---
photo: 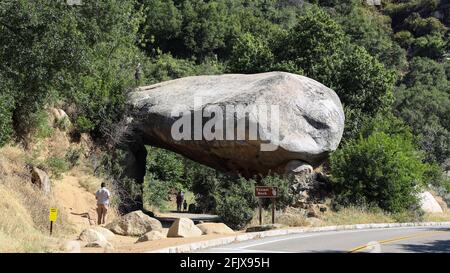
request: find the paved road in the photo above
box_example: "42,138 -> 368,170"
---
154,212 -> 220,228
196,225 -> 450,253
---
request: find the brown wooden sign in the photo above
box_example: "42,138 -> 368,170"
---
255,186 -> 278,198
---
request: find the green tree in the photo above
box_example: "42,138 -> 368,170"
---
0,76 -> 14,146
412,34 -> 446,60
277,6 -> 346,87
146,147 -> 186,190
182,0 -> 231,60
394,58 -> 450,164
140,0 -> 182,55
338,46 -> 396,116
330,132 -> 426,213
334,2 -> 407,70
228,32 -> 274,73
0,0 -> 84,139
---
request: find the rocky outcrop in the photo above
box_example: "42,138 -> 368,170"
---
419,191 -> 443,213
126,72 -> 345,178
167,218 -> 203,238
196,223 -> 235,235
105,210 -> 162,236
31,167 -> 51,195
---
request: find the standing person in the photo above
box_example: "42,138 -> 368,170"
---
180,191 -> 184,211
95,182 -> 110,225
135,62 -> 142,86
183,199 -> 188,212
176,191 -> 184,212
176,192 -> 181,212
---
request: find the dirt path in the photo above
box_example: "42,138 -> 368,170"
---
53,174 -> 98,233
54,173 -> 240,253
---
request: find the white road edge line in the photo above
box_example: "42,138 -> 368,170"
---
147,222 -> 450,253
234,226 -> 447,249
204,247 -> 291,253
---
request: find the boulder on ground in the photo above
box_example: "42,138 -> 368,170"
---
50,108 -> 69,121
31,167 -> 51,195
167,218 -> 203,238
105,210 -> 162,236
79,228 -> 107,243
419,191 -> 443,213
196,223 -> 235,235
50,108 -> 71,128
85,240 -> 114,250
126,72 -> 345,177
92,226 -> 115,240
60,240 -> 80,253
135,230 -> 166,243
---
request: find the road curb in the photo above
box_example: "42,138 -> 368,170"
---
147,221 -> 450,253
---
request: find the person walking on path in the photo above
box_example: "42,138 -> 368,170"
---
95,182 -> 110,225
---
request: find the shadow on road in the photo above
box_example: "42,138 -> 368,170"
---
398,239 -> 450,253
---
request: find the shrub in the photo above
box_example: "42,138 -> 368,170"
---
258,174 -> 294,210
33,110 -> 54,139
0,93 -> 14,146
75,116 -> 95,134
330,132 -> 426,213
54,116 -> 71,131
216,177 -> 257,230
142,173 -> 172,211
146,147 -> 185,188
45,156 -> 69,179
191,168 -> 221,213
65,147 -> 82,168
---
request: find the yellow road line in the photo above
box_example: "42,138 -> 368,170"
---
348,231 -> 448,253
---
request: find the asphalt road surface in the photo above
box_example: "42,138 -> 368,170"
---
196,225 -> 450,253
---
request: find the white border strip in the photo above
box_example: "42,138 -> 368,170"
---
147,221 -> 450,253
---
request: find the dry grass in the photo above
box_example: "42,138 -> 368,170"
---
423,212 -> 450,222
322,206 -> 396,226
0,145 -> 75,252
276,212 -> 310,227
248,207 -> 310,228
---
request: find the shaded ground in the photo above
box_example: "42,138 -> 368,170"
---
155,211 -> 221,228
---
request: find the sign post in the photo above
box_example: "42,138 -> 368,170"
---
255,186 -> 278,225
272,198 -> 275,224
49,208 -> 58,236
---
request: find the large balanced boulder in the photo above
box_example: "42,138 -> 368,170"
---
127,72 -> 345,177
105,210 -> 162,236
196,223 -> 235,235
167,218 -> 203,238
419,191 -> 443,213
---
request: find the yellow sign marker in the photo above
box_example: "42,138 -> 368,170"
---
49,208 -> 58,222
